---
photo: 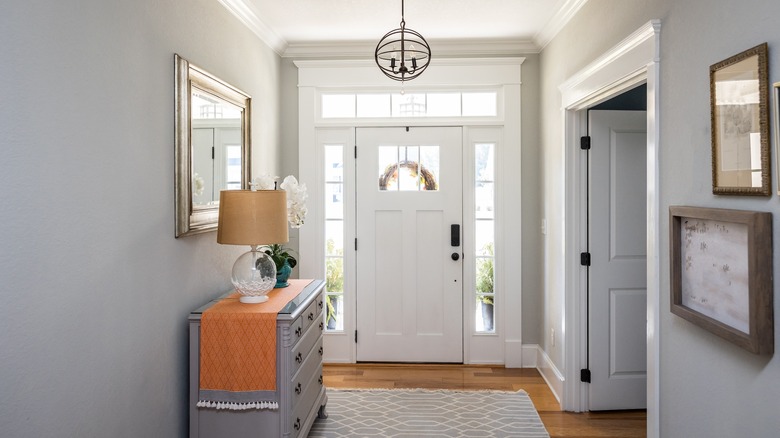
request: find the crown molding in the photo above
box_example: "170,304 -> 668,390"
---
218,0 -> 588,58
533,0 -> 589,50
217,0 -> 288,55
283,38 -> 539,59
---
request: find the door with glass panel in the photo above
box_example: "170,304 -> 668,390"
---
356,127 -> 463,362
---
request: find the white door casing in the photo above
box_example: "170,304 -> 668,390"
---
296,58 -> 524,367
355,127 -> 463,362
588,110 -> 647,410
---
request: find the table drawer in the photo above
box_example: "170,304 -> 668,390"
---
290,312 -> 324,377
290,363 -> 324,438
291,336 -> 322,409
299,295 -> 322,333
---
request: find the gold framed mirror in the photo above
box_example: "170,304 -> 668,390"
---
710,43 -> 770,196
175,54 -> 251,237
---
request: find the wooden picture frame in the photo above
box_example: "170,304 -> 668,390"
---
670,206 -> 773,354
710,43 -> 771,196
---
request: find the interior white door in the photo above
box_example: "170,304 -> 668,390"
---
588,110 -> 647,410
356,127 -> 463,363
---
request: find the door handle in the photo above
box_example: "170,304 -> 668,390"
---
451,252 -> 460,261
451,224 -> 460,246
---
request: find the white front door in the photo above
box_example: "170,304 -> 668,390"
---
356,127 -> 463,362
588,110 -> 647,410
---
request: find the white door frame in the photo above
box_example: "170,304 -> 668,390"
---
295,58 -> 524,367
559,20 -> 661,437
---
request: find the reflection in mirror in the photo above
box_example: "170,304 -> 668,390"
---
710,43 -> 769,196
175,54 -> 251,237
191,90 -> 243,207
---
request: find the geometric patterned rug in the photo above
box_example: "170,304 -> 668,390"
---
308,388 -> 550,437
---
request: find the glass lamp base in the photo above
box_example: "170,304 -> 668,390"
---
231,248 -> 277,304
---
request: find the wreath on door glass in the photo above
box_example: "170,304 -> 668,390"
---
379,160 -> 438,190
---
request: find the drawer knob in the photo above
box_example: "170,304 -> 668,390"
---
295,382 -> 302,394
318,375 -> 323,385
293,418 -> 301,431
308,312 -> 314,321
319,322 -> 324,331
295,326 -> 302,337
318,300 -> 323,309
318,346 -> 324,356
295,352 -> 303,364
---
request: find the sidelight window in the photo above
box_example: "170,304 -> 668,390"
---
475,143 -> 495,333
324,145 -> 345,331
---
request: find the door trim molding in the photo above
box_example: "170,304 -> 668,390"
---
560,20 -> 660,438
296,58 -> 524,366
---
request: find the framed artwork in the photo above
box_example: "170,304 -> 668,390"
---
710,43 -> 770,196
669,206 -> 773,354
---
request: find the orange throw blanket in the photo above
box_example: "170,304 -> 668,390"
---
198,279 -> 312,409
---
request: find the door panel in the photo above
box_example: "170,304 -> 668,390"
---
356,127 -> 463,363
589,110 -> 647,410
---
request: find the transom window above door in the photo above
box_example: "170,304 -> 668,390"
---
321,91 -> 498,119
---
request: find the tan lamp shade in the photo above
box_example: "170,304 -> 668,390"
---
217,190 -> 289,245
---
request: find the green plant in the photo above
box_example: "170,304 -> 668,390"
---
261,243 -> 297,273
326,294 -> 339,328
476,242 -> 494,305
325,238 -> 344,328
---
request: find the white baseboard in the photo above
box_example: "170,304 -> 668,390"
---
533,344 -> 564,404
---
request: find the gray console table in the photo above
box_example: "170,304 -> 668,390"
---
189,279 -> 328,437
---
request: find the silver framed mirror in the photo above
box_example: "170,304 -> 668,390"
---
175,54 -> 251,237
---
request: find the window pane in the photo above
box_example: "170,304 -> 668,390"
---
322,94 -> 356,118
476,182 -> 494,219
324,145 -> 343,182
420,146 -> 440,191
325,257 -> 343,292
325,183 -> 343,219
426,93 -> 461,117
392,93 -> 426,117
357,94 -> 391,118
378,146 -> 398,191
325,293 -> 344,331
476,258 -> 494,293
225,145 -> 242,189
463,92 -> 497,116
475,295 -> 495,333
325,221 -> 344,256
475,143 -> 495,181
476,222 -> 494,256
398,146 -> 420,191
378,145 -> 439,191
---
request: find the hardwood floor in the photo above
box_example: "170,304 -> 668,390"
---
322,363 -> 646,438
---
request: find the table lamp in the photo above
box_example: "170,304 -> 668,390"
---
217,190 -> 289,303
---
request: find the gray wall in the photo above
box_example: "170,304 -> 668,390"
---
541,0 -> 780,435
0,1 -> 281,437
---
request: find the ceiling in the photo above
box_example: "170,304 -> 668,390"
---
217,0 -> 589,57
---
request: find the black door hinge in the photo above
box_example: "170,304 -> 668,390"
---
580,252 -> 591,266
355,238 -> 358,251
355,330 -> 358,343
211,146 -> 215,160
355,145 -> 357,159
580,369 -> 591,383
580,136 -> 591,150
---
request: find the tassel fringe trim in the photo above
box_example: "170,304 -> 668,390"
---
196,400 -> 279,410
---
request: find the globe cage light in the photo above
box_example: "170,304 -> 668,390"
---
374,0 -> 431,82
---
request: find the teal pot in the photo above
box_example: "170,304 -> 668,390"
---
275,259 -> 292,288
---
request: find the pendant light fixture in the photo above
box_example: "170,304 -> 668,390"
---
375,0 -> 431,82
